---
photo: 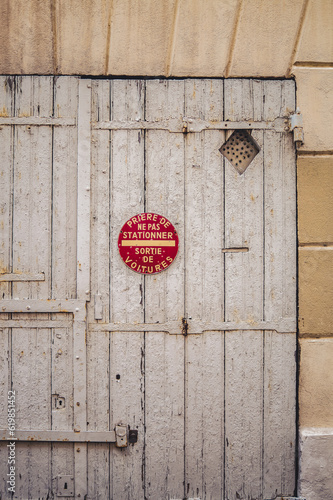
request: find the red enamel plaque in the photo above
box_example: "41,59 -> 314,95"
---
118,213 -> 179,274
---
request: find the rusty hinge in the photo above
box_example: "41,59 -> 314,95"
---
289,109 -> 304,149
182,317 -> 188,336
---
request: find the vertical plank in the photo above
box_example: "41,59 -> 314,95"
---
184,79 -> 225,499
0,80 -> 14,489
224,79 -> 265,499
0,327 -> 10,496
263,331 -> 296,498
224,331 -> 263,499
224,79 -> 264,324
89,79 -> 111,324
52,76 -> 79,299
0,77 -> 14,300
109,79 -> 145,500
263,80 -> 297,324
87,331 -> 110,499
262,80 -> 297,497
144,79 -> 185,500
77,79 -> 91,301
0,327 -> 9,427
51,323 -> 75,496
12,76 -> 53,300
185,332 -> 224,500
10,76 -> 53,497
87,79 -> 111,499
73,78 -> 91,499
12,325 -> 52,498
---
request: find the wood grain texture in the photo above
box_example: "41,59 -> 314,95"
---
52,76 -> 78,299
144,80 -> 185,500
0,77 -> 297,499
184,79 -> 225,500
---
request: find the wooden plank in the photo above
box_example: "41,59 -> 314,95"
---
89,79 -> 111,324
224,331 -> 263,499
77,79 -> 91,301
184,79 -> 225,499
263,81 -> 297,324
52,76 -> 78,299
0,77 -> 14,300
223,79 -> 265,499
12,76 -> 53,300
51,77 -> 79,497
263,331 -> 296,498
12,326 -> 52,497
51,323 -> 75,497
87,79 -> 111,500
0,273 -> 45,282
224,79 -> 264,324
109,79 -> 145,500
10,76 -> 53,497
87,331 -> 110,499
0,328 -> 9,428
185,332 -> 224,500
144,79 -> 185,500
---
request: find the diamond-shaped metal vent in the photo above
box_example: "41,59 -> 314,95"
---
219,130 -> 260,175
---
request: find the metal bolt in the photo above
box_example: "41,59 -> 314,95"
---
26,305 -> 31,310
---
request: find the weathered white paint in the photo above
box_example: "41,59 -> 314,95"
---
0,76 -> 297,499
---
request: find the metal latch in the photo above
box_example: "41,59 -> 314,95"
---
289,109 -> 304,148
115,424 -> 128,448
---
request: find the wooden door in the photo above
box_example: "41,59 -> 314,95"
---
0,77 -> 296,500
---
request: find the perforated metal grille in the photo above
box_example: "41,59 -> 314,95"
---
219,130 -> 260,175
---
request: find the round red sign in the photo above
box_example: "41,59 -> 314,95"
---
118,213 -> 179,274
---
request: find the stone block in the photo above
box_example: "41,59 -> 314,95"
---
299,249 -> 333,335
171,0 -> 237,77
0,0 -> 53,74
296,0 -> 333,63
107,0 -> 176,76
293,68 -> 333,151
299,339 -> 333,427
228,0 -> 304,77
298,428 -> 333,499
56,0 -> 110,75
297,156 -> 333,244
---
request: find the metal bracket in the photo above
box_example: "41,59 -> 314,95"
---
289,109 -> 304,148
89,317 -> 296,335
94,116 -> 287,133
0,425 -> 137,447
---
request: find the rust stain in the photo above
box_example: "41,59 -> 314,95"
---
0,107 -> 9,117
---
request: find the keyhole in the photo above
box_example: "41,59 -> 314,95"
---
59,400 -> 62,407
64,483 -> 67,490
